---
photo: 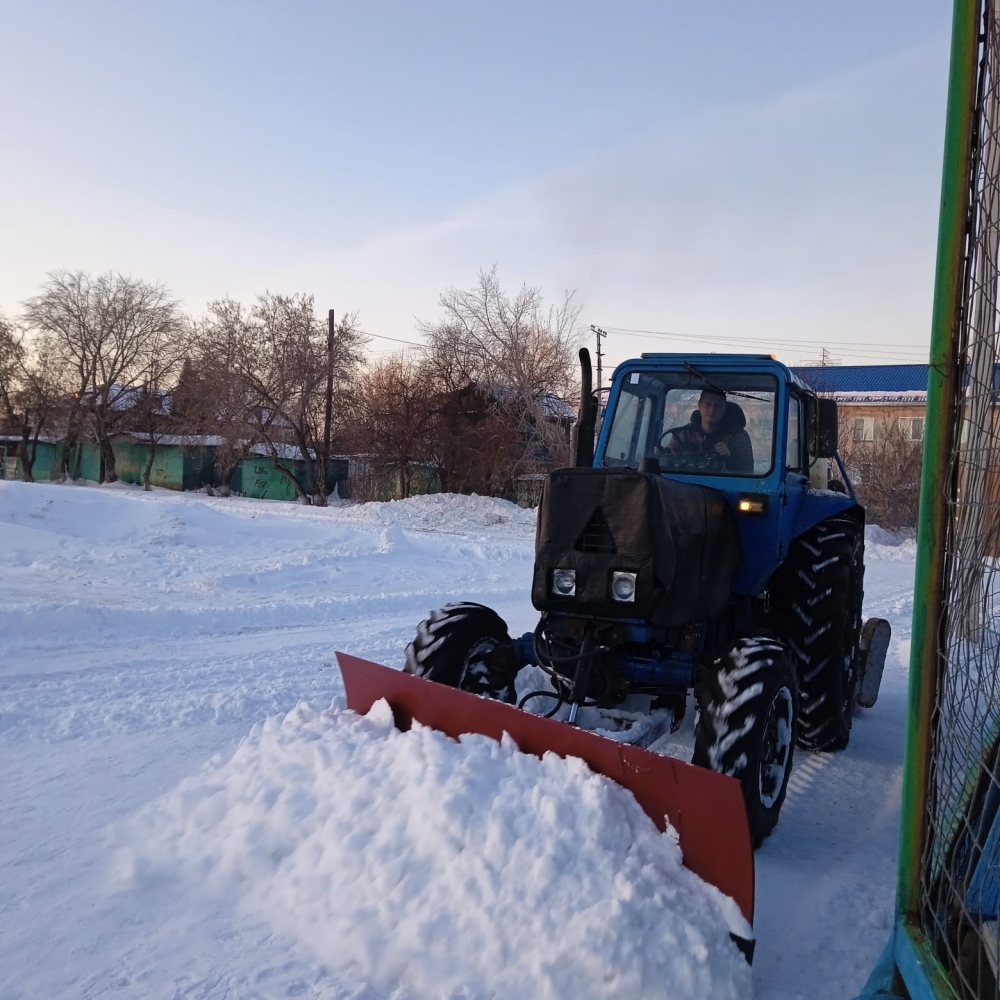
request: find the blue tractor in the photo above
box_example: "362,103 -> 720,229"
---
404,350 -> 890,845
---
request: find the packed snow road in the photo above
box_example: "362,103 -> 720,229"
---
0,481 -> 916,999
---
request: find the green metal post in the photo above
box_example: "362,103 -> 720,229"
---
897,0 -> 980,923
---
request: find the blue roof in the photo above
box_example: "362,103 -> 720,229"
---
790,364 -> 930,393
792,362 -> 1000,397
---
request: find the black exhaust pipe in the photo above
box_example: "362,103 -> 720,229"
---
573,348 -> 597,468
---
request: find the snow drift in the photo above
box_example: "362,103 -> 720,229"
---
1,480 -> 916,999
115,697 -> 752,1000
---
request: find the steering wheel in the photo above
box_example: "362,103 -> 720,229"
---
655,427 -> 684,452
655,430 -> 725,472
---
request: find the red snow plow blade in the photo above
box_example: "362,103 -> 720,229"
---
337,652 -> 754,926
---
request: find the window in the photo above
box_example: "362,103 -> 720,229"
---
602,370 -> 778,477
605,391 -> 644,465
898,417 -> 924,442
786,397 -> 803,470
853,417 -> 874,442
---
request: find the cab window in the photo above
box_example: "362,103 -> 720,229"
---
602,370 -> 778,477
786,396 -> 804,470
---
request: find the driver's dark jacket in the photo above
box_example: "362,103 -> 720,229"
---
663,407 -> 754,474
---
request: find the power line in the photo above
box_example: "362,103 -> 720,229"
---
596,326 -> 929,363
607,327 -> 930,353
363,332 -> 424,347
600,324 -> 927,349
613,334 -> 927,359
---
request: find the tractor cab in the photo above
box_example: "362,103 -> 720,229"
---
592,354 -> 853,594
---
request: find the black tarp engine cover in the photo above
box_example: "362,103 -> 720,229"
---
532,467 -> 741,627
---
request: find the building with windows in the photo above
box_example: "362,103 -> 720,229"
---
791,361 -> 1000,529
791,364 -> 936,528
791,364 -> 929,444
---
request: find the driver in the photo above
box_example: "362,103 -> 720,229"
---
657,388 -> 754,473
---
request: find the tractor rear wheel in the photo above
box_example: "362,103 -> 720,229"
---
693,637 -> 798,847
404,603 -> 516,701
771,518 -> 864,752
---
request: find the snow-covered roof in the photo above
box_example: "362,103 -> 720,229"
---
793,362 -> 1000,401
108,433 -> 349,464
250,442 -> 304,460
793,363 -> 1000,404
0,434 -> 61,445
824,391 -> 928,404
471,382 -> 576,421
248,443 -> 349,462
136,434 -> 227,447
538,394 -> 576,420
84,384 -> 173,413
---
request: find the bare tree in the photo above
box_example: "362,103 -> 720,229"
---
435,385 -> 520,496
20,273 -> 92,480
23,270 -> 182,482
351,354 -> 436,499
418,268 -> 581,494
129,321 -> 189,490
0,315 -> 60,482
184,308 -> 260,496
421,266 -> 580,396
0,313 -> 26,426
838,413 -> 923,529
211,293 -> 366,504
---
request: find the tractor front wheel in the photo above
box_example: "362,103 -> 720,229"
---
693,637 -> 798,847
404,603 -> 516,702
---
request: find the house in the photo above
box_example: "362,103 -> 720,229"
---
791,364 -> 930,451
0,431 -> 350,502
427,382 -> 576,500
791,364 -> 931,527
0,435 -> 61,481
792,362 -> 1000,530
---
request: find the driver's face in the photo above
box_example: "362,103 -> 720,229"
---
698,393 -> 726,431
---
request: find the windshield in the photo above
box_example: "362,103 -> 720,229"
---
602,370 -> 778,477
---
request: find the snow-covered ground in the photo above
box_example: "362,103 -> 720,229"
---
0,481 -> 916,999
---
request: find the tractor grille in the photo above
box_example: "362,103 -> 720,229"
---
575,507 -> 617,554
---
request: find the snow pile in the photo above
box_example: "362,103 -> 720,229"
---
0,481 -> 537,661
116,698 -> 752,1000
866,524 -> 918,561
332,491 -> 538,534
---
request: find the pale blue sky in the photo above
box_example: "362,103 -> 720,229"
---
1,2 -> 951,369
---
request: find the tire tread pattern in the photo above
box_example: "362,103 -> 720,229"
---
771,519 -> 863,752
404,603 -> 511,695
693,636 -> 798,847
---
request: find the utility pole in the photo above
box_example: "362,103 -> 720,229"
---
814,347 -> 840,367
590,325 -> 608,393
322,308 -> 334,506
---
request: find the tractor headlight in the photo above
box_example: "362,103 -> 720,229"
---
551,568 -> 576,597
611,571 -> 637,603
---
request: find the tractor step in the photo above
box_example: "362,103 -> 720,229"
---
856,617 -> 891,709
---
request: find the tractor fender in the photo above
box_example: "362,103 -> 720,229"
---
750,495 -> 864,596
788,493 -> 864,548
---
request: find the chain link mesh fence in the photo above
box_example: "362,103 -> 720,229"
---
920,4 -> 1000,995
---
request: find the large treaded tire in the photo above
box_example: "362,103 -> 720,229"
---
403,603 -> 514,699
771,518 -> 864,752
693,637 -> 798,847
